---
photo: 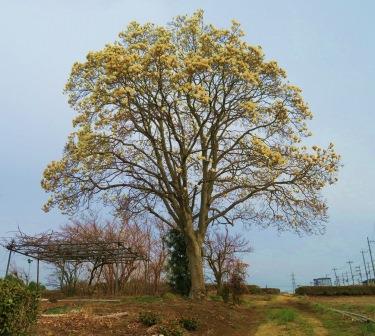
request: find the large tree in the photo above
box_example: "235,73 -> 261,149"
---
42,11 -> 340,299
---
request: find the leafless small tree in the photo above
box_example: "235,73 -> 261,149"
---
228,259 -> 248,304
53,260 -> 83,295
204,227 -> 252,295
60,214 -> 168,295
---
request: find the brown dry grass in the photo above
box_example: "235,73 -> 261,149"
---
36,296 -> 263,336
35,294 -> 375,335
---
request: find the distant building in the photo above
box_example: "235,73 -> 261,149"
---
313,277 -> 332,286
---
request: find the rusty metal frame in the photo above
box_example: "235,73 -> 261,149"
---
2,234 -> 146,292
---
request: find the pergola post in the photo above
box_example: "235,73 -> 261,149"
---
115,242 -> 120,295
5,249 -> 12,277
36,258 -> 40,289
114,261 -> 119,295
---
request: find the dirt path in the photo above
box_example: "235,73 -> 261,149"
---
302,316 -> 328,336
253,295 -> 328,336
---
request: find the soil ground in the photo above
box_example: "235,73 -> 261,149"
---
35,294 -> 375,335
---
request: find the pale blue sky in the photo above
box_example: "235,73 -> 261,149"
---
0,0 -> 374,291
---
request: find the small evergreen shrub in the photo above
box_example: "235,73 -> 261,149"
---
158,322 -> 184,336
164,229 -> 191,296
179,317 -> 199,331
139,311 -> 160,326
0,277 -> 39,336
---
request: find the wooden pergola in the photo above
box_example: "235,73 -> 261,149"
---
2,234 -> 146,293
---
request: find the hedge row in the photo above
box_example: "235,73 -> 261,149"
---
296,285 -> 375,296
261,287 -> 281,294
206,283 -> 281,295
0,277 -> 40,336
247,285 -> 280,295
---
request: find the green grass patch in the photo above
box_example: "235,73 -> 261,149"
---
310,302 -> 327,314
121,295 -> 162,304
209,294 -> 223,302
43,305 -> 80,315
321,316 -> 374,336
266,307 -> 313,335
267,308 -> 297,324
305,300 -> 375,336
360,322 -> 375,335
364,305 -> 375,313
240,297 -> 256,308
361,322 -> 375,335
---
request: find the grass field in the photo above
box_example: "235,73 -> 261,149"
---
34,294 -> 375,335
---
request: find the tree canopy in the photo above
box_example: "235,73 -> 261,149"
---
42,11 -> 340,298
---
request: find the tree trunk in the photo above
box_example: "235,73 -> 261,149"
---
88,264 -> 100,286
185,235 -> 206,300
215,275 -> 223,295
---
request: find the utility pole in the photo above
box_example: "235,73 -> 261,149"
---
343,271 -> 349,285
368,262 -> 373,282
115,242 -> 120,296
347,261 -> 355,285
332,268 -> 340,286
355,266 -> 363,284
291,273 -> 296,294
36,258 -> 40,290
368,237 -> 375,280
361,250 -> 370,284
